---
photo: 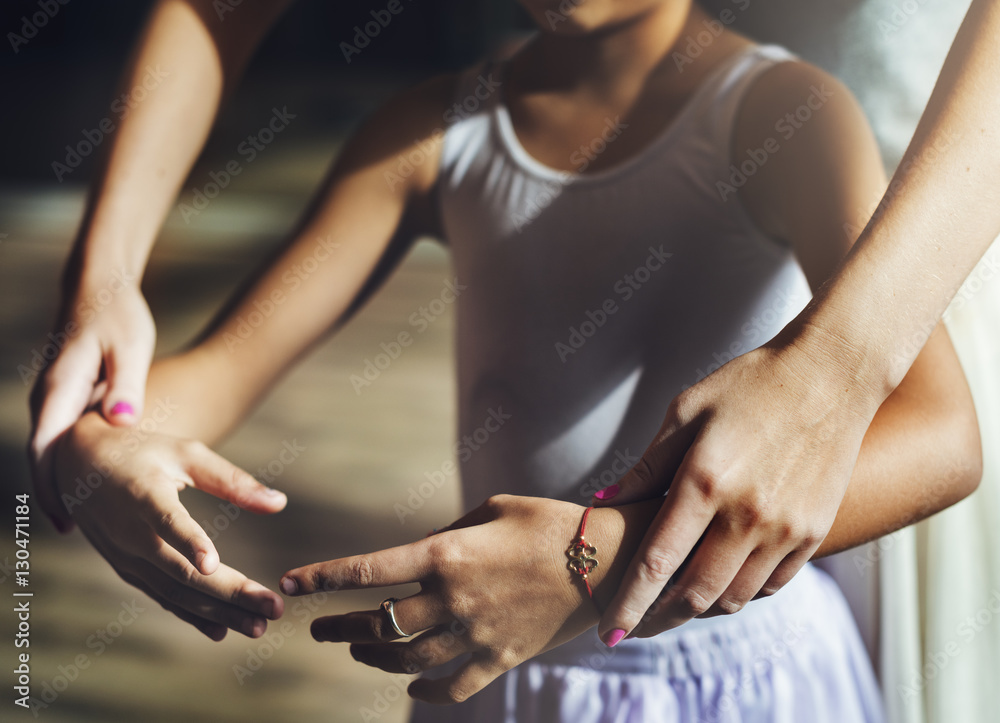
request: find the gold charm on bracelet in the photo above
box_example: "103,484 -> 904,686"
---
567,539 -> 599,578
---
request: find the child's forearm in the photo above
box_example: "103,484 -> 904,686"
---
135,219 -> 399,444
815,326 -> 981,557
137,345 -> 245,444
581,501 -> 665,613
128,76 -> 455,444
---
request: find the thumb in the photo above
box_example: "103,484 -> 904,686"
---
591,404 -> 700,507
184,442 -> 288,514
101,341 -> 154,426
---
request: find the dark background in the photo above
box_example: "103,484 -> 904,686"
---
0,0 -> 528,185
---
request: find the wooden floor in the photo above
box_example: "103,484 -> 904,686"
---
0,140 -> 461,722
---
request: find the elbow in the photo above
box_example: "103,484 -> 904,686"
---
942,401 -> 983,506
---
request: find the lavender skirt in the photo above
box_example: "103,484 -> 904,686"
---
410,564 -> 884,723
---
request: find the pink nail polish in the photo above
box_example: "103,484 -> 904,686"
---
604,628 -> 627,648
595,484 -> 620,501
280,577 -> 297,595
110,401 -> 135,417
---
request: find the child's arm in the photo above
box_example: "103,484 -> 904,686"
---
53,74 -> 456,639
139,77 -> 453,444
597,61 -> 982,642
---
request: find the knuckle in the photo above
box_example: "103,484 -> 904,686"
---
800,527 -> 825,549
630,456 -> 656,488
176,560 -> 201,586
494,647 -> 521,672
347,557 -> 376,588
714,596 -> 746,616
445,682 -> 472,704
637,549 -> 679,584
672,587 -> 712,618
757,584 -> 780,599
620,596 -> 655,626
368,612 -> 391,642
482,494 -> 511,515
156,509 -> 177,533
734,496 -> 768,529
440,588 -> 473,621
229,580 -> 250,606
770,519 -> 798,544
397,649 -> 424,675
687,466 -> 720,502
427,537 -> 464,576
229,468 -> 258,507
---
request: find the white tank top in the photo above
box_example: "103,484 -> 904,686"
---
438,45 -> 812,511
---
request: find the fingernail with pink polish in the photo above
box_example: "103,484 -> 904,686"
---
110,401 -> 135,417
280,577 -> 297,595
604,629 -> 627,648
595,484 -> 620,501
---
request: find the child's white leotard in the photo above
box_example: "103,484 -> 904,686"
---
413,45 -> 885,723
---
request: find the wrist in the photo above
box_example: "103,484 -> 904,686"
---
771,311 -> 890,421
781,250 -> 917,408
71,216 -> 153,295
567,502 -> 663,615
75,254 -> 143,298
53,411 -> 111,495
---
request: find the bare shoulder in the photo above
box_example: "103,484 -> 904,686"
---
736,59 -> 878,155
336,72 -> 461,196
732,57 -> 887,283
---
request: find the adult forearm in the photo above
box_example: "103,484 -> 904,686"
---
792,0 -> 1000,401
72,0 -> 290,291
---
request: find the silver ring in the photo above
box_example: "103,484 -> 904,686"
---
380,597 -> 411,638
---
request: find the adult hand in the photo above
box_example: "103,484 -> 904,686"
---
594,337 -> 881,644
280,495 -> 653,705
29,279 -> 156,531
54,412 -> 287,640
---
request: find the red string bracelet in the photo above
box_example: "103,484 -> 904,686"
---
567,507 -> 601,611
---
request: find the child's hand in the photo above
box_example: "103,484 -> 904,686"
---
280,495 -> 655,704
54,412 -> 287,640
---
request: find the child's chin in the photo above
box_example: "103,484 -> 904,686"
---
521,2 -> 599,35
